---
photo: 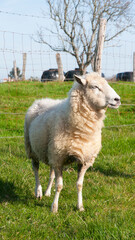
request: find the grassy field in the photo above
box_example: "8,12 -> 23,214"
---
0,81 -> 135,239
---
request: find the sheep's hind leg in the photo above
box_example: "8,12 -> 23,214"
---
45,167 -> 55,197
32,159 -> 42,199
77,162 -> 92,211
51,168 -> 63,213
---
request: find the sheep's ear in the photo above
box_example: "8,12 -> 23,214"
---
74,75 -> 87,86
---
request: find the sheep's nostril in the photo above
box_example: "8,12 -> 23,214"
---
114,98 -> 120,102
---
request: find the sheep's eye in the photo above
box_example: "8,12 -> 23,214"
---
90,86 -> 101,91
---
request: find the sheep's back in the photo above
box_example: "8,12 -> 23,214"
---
24,98 -> 63,160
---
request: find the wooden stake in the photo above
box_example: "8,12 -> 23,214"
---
94,18 -> 107,75
133,52 -> 135,82
56,53 -> 64,81
13,60 -> 17,81
22,53 -> 27,81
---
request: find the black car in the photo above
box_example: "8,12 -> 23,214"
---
64,69 -> 105,81
101,73 -> 105,78
64,68 -> 82,81
41,69 -> 59,82
116,72 -> 133,81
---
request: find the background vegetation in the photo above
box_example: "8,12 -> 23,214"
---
0,81 -> 135,239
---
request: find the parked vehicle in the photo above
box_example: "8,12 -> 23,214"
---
64,68 -> 82,81
41,69 -> 59,82
116,72 -> 133,81
101,73 -> 105,78
65,69 -> 105,81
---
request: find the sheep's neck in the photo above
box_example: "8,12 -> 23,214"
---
69,94 -> 106,135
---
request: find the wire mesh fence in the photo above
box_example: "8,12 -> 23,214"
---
0,30 -> 135,82
0,30 -> 135,139
0,81 -> 135,139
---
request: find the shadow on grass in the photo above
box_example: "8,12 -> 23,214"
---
0,179 -> 34,205
0,179 -> 52,210
0,179 -> 19,203
92,166 -> 134,178
65,164 -> 134,179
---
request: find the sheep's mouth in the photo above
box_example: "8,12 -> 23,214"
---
108,102 -> 121,109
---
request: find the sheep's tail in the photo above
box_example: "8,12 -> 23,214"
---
24,99 -> 44,159
24,99 -> 49,158
24,116 -> 32,159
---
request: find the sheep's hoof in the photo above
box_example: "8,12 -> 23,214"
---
35,185 -> 42,199
78,206 -> 85,212
37,195 -> 42,200
45,191 -> 51,197
51,203 -> 58,213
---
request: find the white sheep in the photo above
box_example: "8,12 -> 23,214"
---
24,72 -> 121,213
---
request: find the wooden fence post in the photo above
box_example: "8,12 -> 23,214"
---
56,53 -> 65,81
133,52 -> 135,82
94,18 -> 107,75
13,60 -> 17,81
22,53 -> 27,81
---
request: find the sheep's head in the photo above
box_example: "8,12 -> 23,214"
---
74,73 -> 121,110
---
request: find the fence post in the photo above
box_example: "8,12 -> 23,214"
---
133,52 -> 135,82
13,60 -> 17,81
56,53 -> 65,81
22,53 -> 27,81
94,18 -> 107,75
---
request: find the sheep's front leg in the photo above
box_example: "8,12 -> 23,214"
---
32,159 -> 42,199
51,168 -> 63,213
45,167 -> 55,197
77,162 -> 92,211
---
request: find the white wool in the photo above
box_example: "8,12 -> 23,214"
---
24,72 -> 120,212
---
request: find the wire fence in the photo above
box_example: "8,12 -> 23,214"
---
1,124 -> 135,139
0,30 -> 135,139
0,29 -> 135,82
1,80 -> 135,140
0,30 -> 79,83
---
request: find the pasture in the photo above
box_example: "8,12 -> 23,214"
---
0,81 -> 135,239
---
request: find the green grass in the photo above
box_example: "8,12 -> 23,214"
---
0,81 -> 135,239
